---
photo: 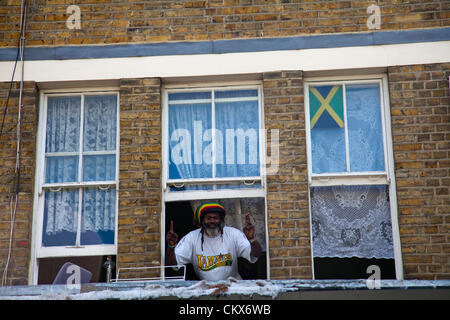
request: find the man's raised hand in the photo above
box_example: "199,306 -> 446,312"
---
243,213 -> 262,258
166,220 -> 179,247
243,213 -> 255,240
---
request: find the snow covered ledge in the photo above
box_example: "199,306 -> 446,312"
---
1,279 -> 450,300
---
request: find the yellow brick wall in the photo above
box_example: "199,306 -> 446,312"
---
118,78 -> 162,278
1,0 -> 448,47
0,81 -> 37,285
263,71 -> 312,279
0,1 -> 449,284
389,63 -> 450,280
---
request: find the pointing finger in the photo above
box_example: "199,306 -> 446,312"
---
170,220 -> 174,232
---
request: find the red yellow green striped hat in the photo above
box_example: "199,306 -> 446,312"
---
194,202 -> 226,226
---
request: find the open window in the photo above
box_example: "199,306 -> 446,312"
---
305,76 -> 402,280
31,90 -> 119,284
165,198 -> 267,280
162,84 -> 268,280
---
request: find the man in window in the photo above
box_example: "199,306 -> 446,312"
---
165,202 -> 262,281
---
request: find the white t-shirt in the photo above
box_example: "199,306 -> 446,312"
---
174,226 -> 257,281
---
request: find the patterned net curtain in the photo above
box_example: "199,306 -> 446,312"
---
43,95 -> 117,246
310,185 -> 393,259
308,82 -> 394,259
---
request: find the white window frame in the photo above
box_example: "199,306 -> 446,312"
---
161,82 -> 270,280
304,74 -> 403,280
162,83 -> 267,202
305,77 -> 390,186
30,88 -> 120,284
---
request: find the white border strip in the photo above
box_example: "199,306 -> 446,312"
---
1,41 -> 449,83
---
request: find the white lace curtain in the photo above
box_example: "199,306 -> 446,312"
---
311,185 -> 394,259
44,189 -> 116,235
43,95 -> 117,243
310,83 -> 385,174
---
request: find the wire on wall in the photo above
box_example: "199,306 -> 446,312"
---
1,0 -> 28,287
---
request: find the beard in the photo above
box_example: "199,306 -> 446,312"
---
203,220 -> 223,237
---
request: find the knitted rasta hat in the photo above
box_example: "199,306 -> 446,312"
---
194,202 -> 226,226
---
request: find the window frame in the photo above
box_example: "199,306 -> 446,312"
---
305,77 -> 390,187
31,88 -> 120,284
161,81 -> 270,280
304,74 -> 403,280
162,83 -> 266,202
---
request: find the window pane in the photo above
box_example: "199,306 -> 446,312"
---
309,85 -> 346,173
46,96 -> 81,153
346,84 -> 385,172
168,103 -> 212,179
42,190 -> 78,247
169,91 -> 211,101
215,100 -> 260,177
215,89 -> 258,99
83,155 -> 116,181
45,96 -> 81,183
83,95 -> 117,152
216,181 -> 261,190
81,188 -> 116,245
169,184 -> 213,192
167,89 -> 262,183
310,185 -> 394,259
45,156 -> 78,183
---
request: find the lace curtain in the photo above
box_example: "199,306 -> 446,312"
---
168,89 -> 260,189
346,84 -> 385,172
81,188 -> 116,242
43,95 -> 117,246
310,185 -> 394,259
310,83 -> 385,173
83,95 -> 117,182
45,96 -> 80,183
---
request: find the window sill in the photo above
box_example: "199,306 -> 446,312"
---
37,245 -> 116,259
164,187 -> 265,202
310,173 -> 388,187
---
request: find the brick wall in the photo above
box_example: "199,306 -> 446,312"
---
1,0 -> 448,47
1,69 -> 449,284
118,78 -> 163,279
388,63 -> 450,280
0,81 -> 37,285
263,70 -> 312,279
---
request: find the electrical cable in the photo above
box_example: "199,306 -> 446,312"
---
1,0 -> 27,286
0,2 -> 25,141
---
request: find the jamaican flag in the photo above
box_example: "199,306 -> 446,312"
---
309,85 -> 344,129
